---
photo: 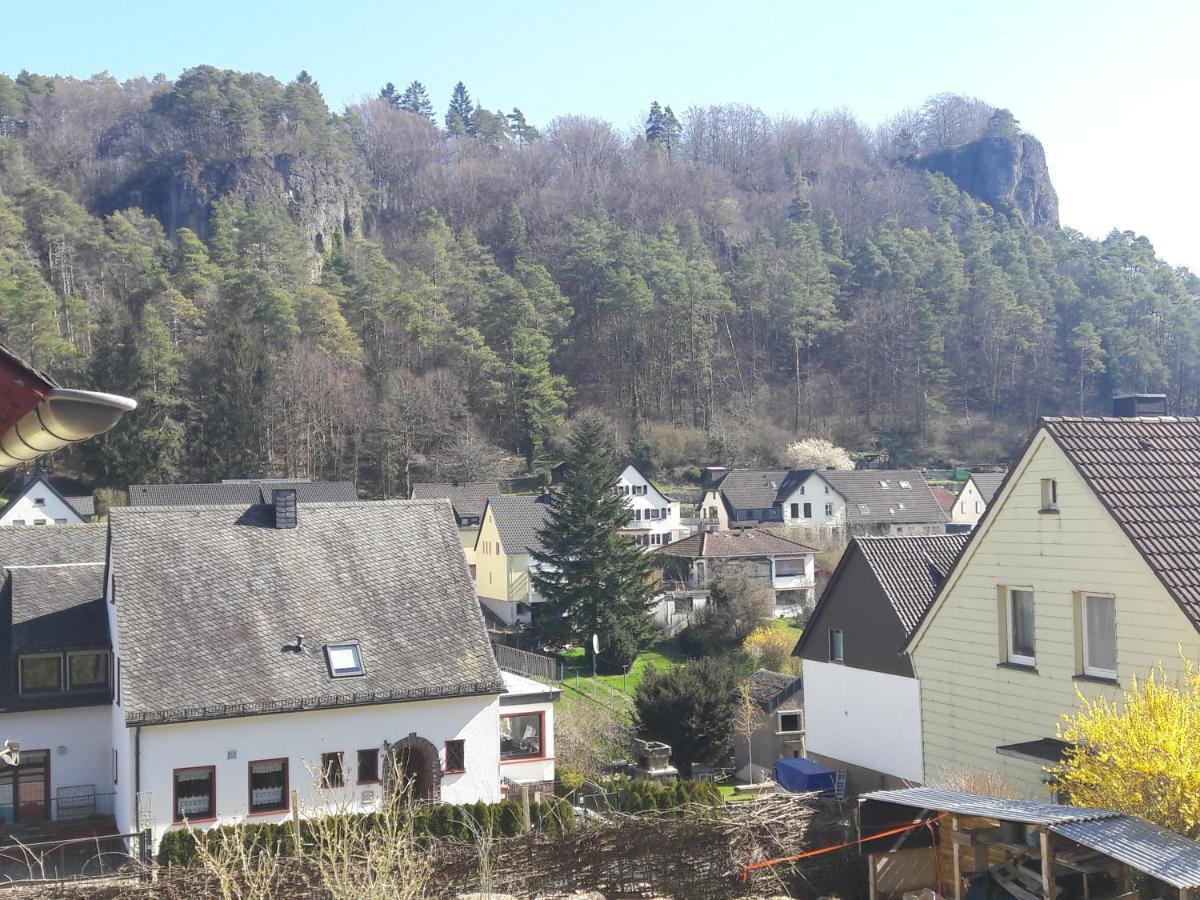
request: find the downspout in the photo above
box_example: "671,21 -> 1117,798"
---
134,725 -> 141,828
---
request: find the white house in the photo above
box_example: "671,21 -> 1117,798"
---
793,533 -> 968,794
659,528 -> 817,617
699,468 -> 947,539
949,472 -> 1006,528
0,493 -> 556,851
0,473 -> 94,527
615,465 -> 687,548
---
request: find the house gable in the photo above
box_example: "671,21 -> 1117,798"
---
797,542 -> 912,677
0,475 -> 88,527
907,428 -> 1200,790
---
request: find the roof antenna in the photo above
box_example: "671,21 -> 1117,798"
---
281,634 -> 305,654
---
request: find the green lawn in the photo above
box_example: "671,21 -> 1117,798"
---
557,637 -> 689,696
716,783 -> 757,803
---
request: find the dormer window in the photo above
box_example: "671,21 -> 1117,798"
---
324,642 -> 364,678
19,654 -> 62,693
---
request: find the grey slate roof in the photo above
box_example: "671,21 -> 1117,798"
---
126,480 -> 357,507
0,523 -> 106,568
1041,417 -> 1200,629
487,495 -> 552,556
715,470 -> 798,511
745,669 -> 802,712
410,482 -> 499,520
661,528 -> 816,560
854,534 -> 969,634
9,564 -> 107,654
109,500 -> 503,725
968,472 -> 1005,504
819,470 -> 948,525
65,495 -> 95,519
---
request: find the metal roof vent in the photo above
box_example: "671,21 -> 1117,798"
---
273,488 -> 298,529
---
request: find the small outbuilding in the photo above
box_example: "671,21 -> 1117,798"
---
859,787 -> 1200,900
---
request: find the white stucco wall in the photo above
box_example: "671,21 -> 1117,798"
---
133,694 -> 502,846
0,705 -> 114,805
0,490 -> 84,527
618,465 -> 684,545
950,478 -> 986,526
780,474 -> 845,528
802,659 -> 923,783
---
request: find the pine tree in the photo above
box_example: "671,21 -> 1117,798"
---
399,80 -> 434,120
530,416 -> 661,665
379,82 -> 401,108
661,105 -> 681,153
506,108 -> 539,146
644,101 -> 664,143
445,81 -> 474,136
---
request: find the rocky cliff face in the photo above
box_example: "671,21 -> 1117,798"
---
103,153 -> 362,266
917,133 -> 1059,228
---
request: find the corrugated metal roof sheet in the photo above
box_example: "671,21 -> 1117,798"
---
861,788 -> 1117,826
1052,817 -> 1200,889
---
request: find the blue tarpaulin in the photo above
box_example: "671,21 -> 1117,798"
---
774,757 -> 836,794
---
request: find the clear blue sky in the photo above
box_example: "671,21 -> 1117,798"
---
6,0 -> 1198,269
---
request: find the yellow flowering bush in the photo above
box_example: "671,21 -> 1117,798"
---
1052,662 -> 1200,837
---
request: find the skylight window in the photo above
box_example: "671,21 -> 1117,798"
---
858,503 -> 870,514
899,480 -> 912,489
324,643 -> 364,678
879,480 -> 889,488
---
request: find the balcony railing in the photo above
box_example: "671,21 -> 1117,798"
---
0,789 -> 116,830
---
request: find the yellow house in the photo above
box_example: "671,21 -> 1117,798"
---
475,495 -> 552,628
907,414 -> 1200,798
409,481 -> 499,573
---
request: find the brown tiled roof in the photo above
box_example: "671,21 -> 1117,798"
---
660,528 -> 815,559
1042,417 -> 1200,626
931,486 -> 956,512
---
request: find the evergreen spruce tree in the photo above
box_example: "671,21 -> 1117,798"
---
644,101 -> 664,143
661,105 -> 681,153
379,82 -> 401,108
530,416 -> 660,667
399,80 -> 434,120
445,81 -> 474,135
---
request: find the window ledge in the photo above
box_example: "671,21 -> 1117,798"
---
1038,508 -> 1060,515
443,768 -> 465,776
247,808 -> 289,817
1074,673 -> 1119,687
997,661 -> 1038,674
173,816 -> 216,825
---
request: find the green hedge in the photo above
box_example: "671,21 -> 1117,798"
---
566,775 -> 722,813
157,796 -> 574,867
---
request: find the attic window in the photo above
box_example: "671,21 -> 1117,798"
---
858,503 -> 870,514
879,480 -> 889,488
899,480 -> 911,489
324,643 -> 364,678
33,497 -> 45,507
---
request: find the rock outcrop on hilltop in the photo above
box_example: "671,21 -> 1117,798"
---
917,133 -> 1059,228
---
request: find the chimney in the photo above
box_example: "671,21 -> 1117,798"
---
1112,393 -> 1167,417
273,488 -> 298,529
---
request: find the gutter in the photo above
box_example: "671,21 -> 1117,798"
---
0,388 -> 137,469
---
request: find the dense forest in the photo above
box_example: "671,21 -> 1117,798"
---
0,67 -> 1196,494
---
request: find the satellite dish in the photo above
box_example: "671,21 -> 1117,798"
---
591,633 -> 600,655
1,741 -> 19,767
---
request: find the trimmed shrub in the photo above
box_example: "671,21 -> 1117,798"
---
156,795 -> 575,867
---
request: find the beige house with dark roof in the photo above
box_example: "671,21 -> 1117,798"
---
907,414 -> 1200,797
949,471 -> 1006,529
474,495 -> 552,627
410,481 -> 500,571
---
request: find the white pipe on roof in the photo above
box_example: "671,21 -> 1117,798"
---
0,388 -> 137,469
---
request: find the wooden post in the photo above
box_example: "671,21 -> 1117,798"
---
1180,889 -> 1192,900
519,785 -> 531,834
1039,828 -> 1055,899
867,852 -> 878,900
290,790 -> 302,857
951,816 -> 963,900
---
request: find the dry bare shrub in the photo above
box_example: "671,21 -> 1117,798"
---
184,822 -> 287,900
930,766 -> 1031,799
554,692 -> 634,781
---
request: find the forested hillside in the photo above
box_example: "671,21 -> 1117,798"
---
0,67 -> 1196,493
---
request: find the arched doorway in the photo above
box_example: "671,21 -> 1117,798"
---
385,734 -> 442,803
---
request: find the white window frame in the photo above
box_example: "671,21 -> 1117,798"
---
777,710 -> 803,734
1006,587 -> 1036,666
1082,593 -> 1117,680
1040,478 -> 1058,511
